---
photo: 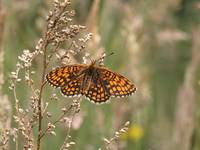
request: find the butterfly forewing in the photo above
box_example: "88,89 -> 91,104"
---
99,67 -> 136,97
46,64 -> 87,88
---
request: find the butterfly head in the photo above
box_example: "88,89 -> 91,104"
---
90,59 -> 97,66
88,52 -> 114,67
87,60 -> 98,74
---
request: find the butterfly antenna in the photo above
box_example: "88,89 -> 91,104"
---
88,55 -> 92,62
107,52 -> 114,57
98,52 -> 114,65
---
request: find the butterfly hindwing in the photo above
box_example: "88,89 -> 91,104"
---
61,75 -> 84,97
84,79 -> 110,103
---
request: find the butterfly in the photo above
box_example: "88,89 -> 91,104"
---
46,59 -> 136,104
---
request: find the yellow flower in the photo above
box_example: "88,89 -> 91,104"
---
128,125 -> 144,141
120,124 -> 144,142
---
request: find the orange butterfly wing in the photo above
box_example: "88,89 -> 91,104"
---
98,67 -> 136,98
84,79 -> 110,103
46,64 -> 87,88
60,75 -> 84,97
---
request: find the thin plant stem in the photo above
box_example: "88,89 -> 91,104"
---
36,38 -> 48,150
13,85 -> 19,150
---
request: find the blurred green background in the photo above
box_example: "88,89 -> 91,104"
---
1,0 -> 200,149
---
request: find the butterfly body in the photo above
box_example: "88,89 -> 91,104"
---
46,61 -> 136,104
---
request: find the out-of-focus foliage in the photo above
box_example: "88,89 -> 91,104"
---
1,0 -> 200,149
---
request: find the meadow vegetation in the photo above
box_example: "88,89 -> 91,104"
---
0,0 -> 200,150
